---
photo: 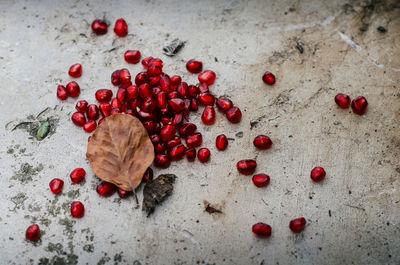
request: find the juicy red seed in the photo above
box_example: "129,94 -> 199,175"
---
139,83 -> 152,98
216,134 -> 228,151
154,142 -> 167,154
147,65 -> 162,77
70,168 -> 86,184
135,72 -> 148,86
91,19 -> 108,35
126,85 -> 139,100
150,134 -> 161,144
66,81 -> 80,98
110,108 -> 121,115
119,68 -> 131,84
143,121 -> 159,134
114,18 -> 128,37
75,100 -> 88,113
253,135 -> 272,150
154,154 -> 170,168
168,91 -> 179,99
70,201 -> 85,218
201,106 -> 216,125
167,137 -> 182,148
83,120 -> 97,133
124,50 -> 141,64
185,147 -> 196,161
198,83 -> 209,94
186,59 -> 203,74
197,148 -> 210,163
199,93 -> 216,106
141,56 -> 153,68
160,76 -> 171,92
169,98 -> 185,113
25,224 -> 40,242
111,70 -> 121,86
237,159 -> 257,175
184,99 -> 190,120
198,70 -> 216,85
168,144 -> 186,161
252,174 -> 270,187
68,63 -> 82,78
99,102 -> 112,117
216,98 -> 233,113
179,123 -> 197,136
142,97 -> 157,112
289,217 -> 306,233
117,88 -> 126,103
95,89 -> 113,103
148,58 -> 163,68
351,96 -> 368,115
137,110 -> 156,121
57,85 -> 68,100
149,76 -> 160,86
190,98 -> 199,111
172,113 -> 184,127
186,132 -> 202,148
310,167 -> 326,182
111,98 -> 122,109
334,93 -> 351,108
142,167 -> 153,182
188,85 -> 199,99
157,91 -> 168,108
177,82 -> 188,98
96,181 -> 116,197
118,188 -> 132,198
159,107 -> 171,116
262,71 -> 276,85
49,178 -> 64,194
71,112 -> 86,127
170,75 -> 182,86
87,104 -> 100,120
160,124 -> 176,142
226,107 -> 242,123
252,223 -> 272,237
161,116 -> 172,125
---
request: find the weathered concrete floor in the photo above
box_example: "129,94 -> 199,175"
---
0,0 -> 399,264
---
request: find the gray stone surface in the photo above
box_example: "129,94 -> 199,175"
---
0,0 -> 399,264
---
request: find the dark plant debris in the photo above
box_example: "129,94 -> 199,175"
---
296,40 -> 304,54
205,203 -> 222,214
163,38 -> 185,57
143,174 -> 176,216
377,26 -> 387,33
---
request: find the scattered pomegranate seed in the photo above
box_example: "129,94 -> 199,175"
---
226,107 -> 242,123
119,68 -> 131,84
70,201 -> 85,218
99,102 -> 112,117
351,96 -> 368,115
262,71 -> 275,85
198,148 -> 211,163
95,89 -> 113,103
49,178 -> 64,194
190,98 -> 199,111
199,93 -> 216,106
216,134 -> 228,151
186,132 -> 203,148
198,70 -> 216,85
25,224 -> 40,242
75,100 -> 88,113
118,188 -> 132,198
117,88 -> 126,103
185,147 -> 196,161
201,106 -> 216,125
289,217 -> 306,233
70,168 -> 86,183
71,112 -> 86,127
179,123 -> 197,136
334,93 -> 351,109
253,135 -> 272,150
237,159 -> 257,175
91,19 -> 108,35
111,70 -> 121,86
56,85 -> 68,100
310,167 -> 326,182
124,50 -> 141,64
252,222 -> 272,237
154,154 -> 170,168
87,104 -> 100,120
160,124 -> 176,142
170,75 -> 182,88
96,181 -> 116,197
141,56 -> 153,68
168,144 -> 186,161
142,168 -> 153,182
114,18 -> 128,37
66,81 -> 80,98
252,174 -> 270,187
186,59 -> 203,74
83,120 -> 97,133
216,98 -> 233,113
169,98 -> 185,113
68,63 -> 82,78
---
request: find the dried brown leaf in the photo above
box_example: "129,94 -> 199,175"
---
86,114 -> 154,191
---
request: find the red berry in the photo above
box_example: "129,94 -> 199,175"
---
49,178 -> 64,194
114,18 -> 128,37
68,63 -> 82,78
201,106 -> 216,125
91,19 -> 108,35
70,168 -> 86,183
70,201 -> 85,218
351,96 -> 368,115
186,132 -> 202,148
179,123 -> 197,136
197,148 -> 210,163
198,70 -> 216,85
252,223 -> 272,237
124,50 -> 141,64
71,112 -> 86,127
119,68 -> 131,84
198,93 -> 216,106
237,159 -> 257,175
185,147 -> 196,161
226,107 -> 242,123
154,154 -> 170,168
99,102 -> 112,117
111,70 -> 121,86
334,93 -> 351,108
96,181 -> 116,197
289,217 -> 306,233
75,100 -> 88,113
57,85 -> 68,100
262,71 -> 275,85
186,59 -> 203,74
169,98 -> 185,113
66,81 -> 80,98
25,224 -> 40,242
252,174 -> 270,187
216,98 -> 233,113
87,104 -> 99,120
168,144 -> 186,161
160,124 -> 176,142
253,135 -> 272,150
95,89 -> 113,103
310,167 -> 326,182
142,168 -> 153,182
83,120 -> 97,133
216,134 -> 228,151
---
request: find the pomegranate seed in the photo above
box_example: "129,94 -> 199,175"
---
252,174 -> 270,187
156,91 -> 168,108
141,56 -> 153,68
95,89 -> 113,103
83,120 -> 97,133
161,116 -> 172,125
148,58 -> 163,68
154,142 -> 167,154
110,108 -> 121,115
137,110 -> 156,121
142,168 -> 153,182
149,76 -> 160,86
150,134 -> 161,144
68,63 -> 82,78
71,112 -> 86,127
25,224 -> 40,242
154,154 -> 170,168
119,68 -> 131,84
91,19 -> 108,35
172,113 -> 184,127
75,100 -> 88,113
179,123 -> 197,136
114,18 -> 128,37
334,93 -> 351,108
138,83 -> 152,98
99,102 -> 112,117
124,109 -> 135,116
351,96 -> 368,115
111,98 -> 122,110
125,85 -> 139,100
70,168 -> 86,183
96,181 -> 116,197
87,104 -> 100,120
186,132 -> 202,148
188,85 -> 199,99
201,106 -> 216,125
160,124 -> 176,142
198,83 -> 209,94
147,65 -> 162,77
216,98 -> 233,113
253,135 -> 272,150
190,98 -> 199,111
185,147 -> 196,161
186,59 -> 203,74
289,217 -> 306,233
111,70 -> 121,86
237,159 -> 257,175
124,50 -> 141,64
129,98 -> 142,110
216,134 -> 228,151
167,137 -> 182,148
70,201 -> 85,218
168,144 -> 186,161
177,82 -> 188,98
197,148 -> 210,163
168,91 -> 179,99
49,178 -> 64,194
169,98 -> 185,113
118,188 -> 132,198
143,121 -> 160,135
56,85 -> 68,100
184,99 -> 191,120
170,75 -> 182,87
199,93 -> 216,106
310,167 -> 326,182
98,117 -> 106,125
198,70 -> 216,85
116,88 -> 126,103
226,107 -> 242,123
262,71 -> 275,85
252,223 -> 271,237
159,76 -> 171,92
141,97 -> 157,112
66,81 -> 80,98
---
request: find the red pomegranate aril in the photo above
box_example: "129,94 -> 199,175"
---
95,89 -> 113,103
186,132 -> 202,148
98,117 -> 105,125
96,181 -> 116,197
184,99 -> 191,120
66,81 -> 80,98
351,96 -> 368,115
118,188 -> 132,198
156,91 -> 168,108
117,88 -> 126,103
142,167 -> 153,182
226,107 -> 242,123
111,98 -> 122,109
160,124 -> 176,142
201,106 -> 216,125
70,168 -> 86,183
150,134 -> 161,144
124,50 -> 141,64
161,116 -> 173,125
141,56 -> 153,68
179,123 -> 197,136
26,224 -> 40,242
185,147 -> 196,161
169,98 -> 185,113
237,159 -> 257,175
154,142 -> 167,154
148,58 -> 163,68
188,85 -> 199,99
87,104 -> 100,120
172,113 -> 184,127
114,18 -> 128,37
137,110 -> 156,121
149,76 -> 160,86
334,93 -> 351,109
110,108 -> 121,115
154,154 -> 170,168
168,91 -> 179,99
139,83 -> 153,98
198,70 -> 216,85
216,134 -> 228,151
177,82 -> 188,98
262,71 -> 276,85
49,178 -> 64,194
83,120 -> 97,133
198,83 -> 209,94
57,85 -> 68,100
253,135 -> 272,150
147,65 -> 162,77
126,85 -> 139,100
190,98 -> 199,111
129,98 -> 142,110
75,100 -> 88,113
143,121 -> 159,134
99,102 -> 112,117
216,98 -> 233,113
310,167 -> 326,182
71,112 -> 86,127
252,174 -> 270,187
199,93 -> 215,106
170,75 -> 182,87
252,223 -> 272,237
111,70 -> 121,86
68,63 -> 82,78
168,144 -> 186,161
160,76 -> 171,92
119,68 -> 131,84
289,217 -> 306,233
70,201 -> 85,218
186,59 -> 203,74
198,148 -> 210,163
91,19 -> 108,35
167,137 -> 182,148
142,97 -> 157,112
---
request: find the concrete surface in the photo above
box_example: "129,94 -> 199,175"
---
0,0 -> 399,264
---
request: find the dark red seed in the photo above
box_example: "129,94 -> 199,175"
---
126,85 -> 139,100
161,116 -> 172,125
91,19 -> 108,35
117,88 -> 126,103
68,63 -> 82,78
57,85 -> 68,100
99,102 -> 112,117
96,181 -> 116,197
199,93 -> 216,106
87,104 -> 99,120
160,124 -> 176,142
66,81 -> 80,98
252,174 -> 270,187
198,83 -> 209,94
49,178 -> 64,194
154,142 -> 167,154
262,71 -> 276,85
186,59 -> 203,74
143,121 -> 159,134
168,91 -> 179,99
149,76 -> 160,86
172,113 -> 184,127
351,96 -> 368,115
70,201 -> 85,218
142,97 -> 157,112
25,224 -> 40,242
197,148 -> 210,163
114,18 -> 128,37
111,98 -> 122,109
167,136 -> 182,148
139,83 -> 153,98
237,159 -> 257,175
179,123 -> 197,136
124,50 -> 141,64
111,70 -> 121,86
310,167 -> 326,182
177,82 -> 188,98
190,99 -> 199,111
168,144 -> 186,161
148,58 -> 163,68
169,98 -> 185,113
119,68 -> 131,84
157,91 -> 168,108
186,132 -> 202,148
137,110 -> 156,121
147,65 -> 162,77
184,99 -> 190,120
252,223 -> 271,237
253,135 -> 272,150
118,188 -> 132,198
70,168 -> 86,184
154,154 -> 170,168
334,93 -> 351,109
289,217 -> 306,233
75,100 -> 88,113
150,134 -> 161,144
83,120 -> 97,133
71,112 -> 86,127
201,106 -> 216,125
170,75 -> 182,87
159,76 -> 171,92
216,98 -> 233,113
188,85 -> 199,99
141,56 -> 153,68
142,168 -> 153,182
226,107 -> 242,123
216,134 -> 228,151
185,147 -> 196,161
95,89 -> 113,103
198,70 -> 216,85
